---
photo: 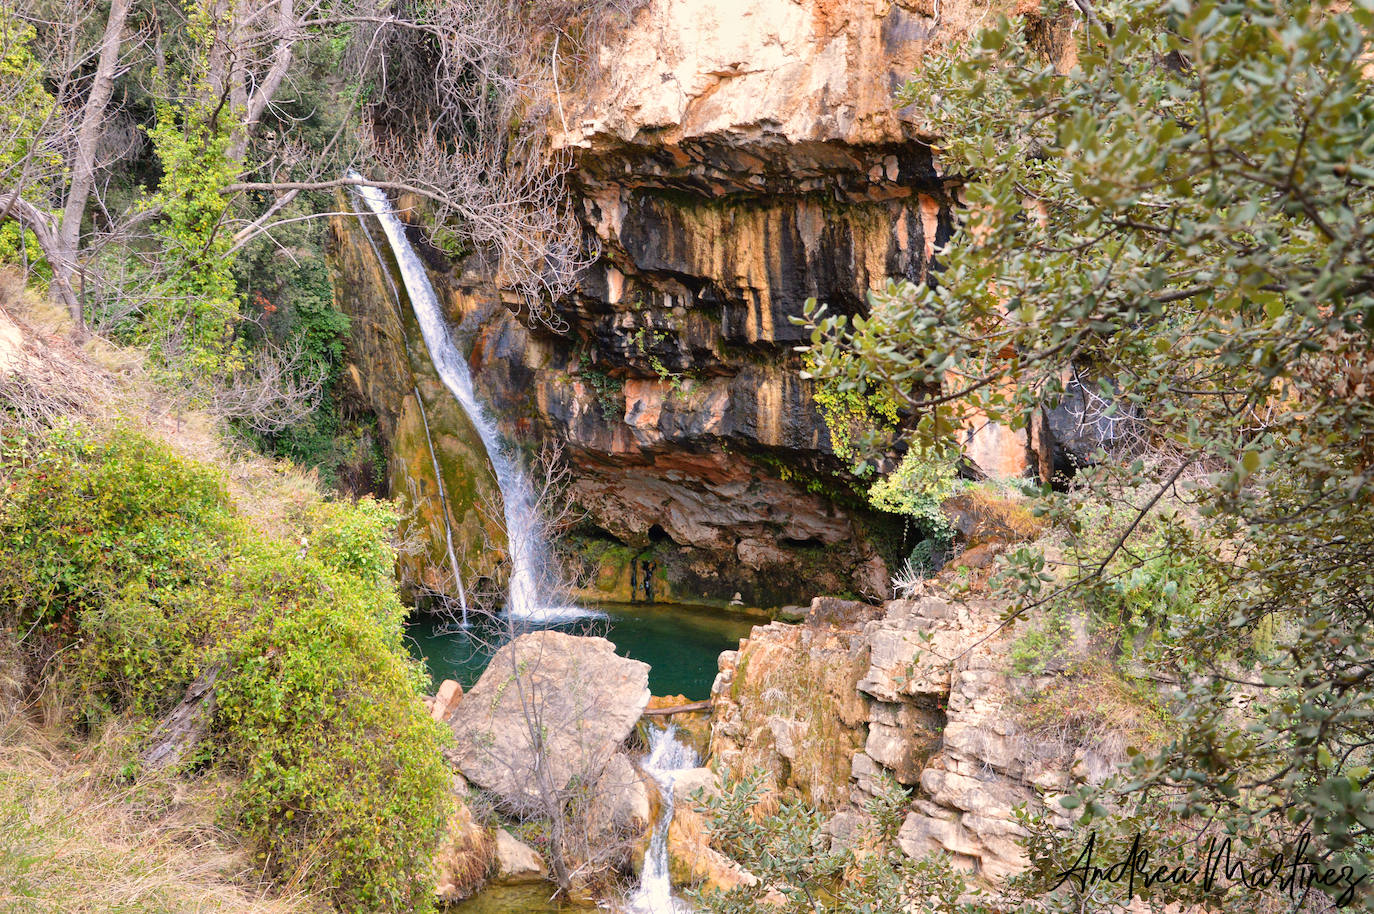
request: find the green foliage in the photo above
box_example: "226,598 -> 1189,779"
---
0,223 -> 50,283
692,772 -> 982,914
214,538 -> 449,913
0,423 -> 233,716
802,0 -> 1374,901
577,353 -> 623,420
0,425 -> 449,912
867,448 -> 959,546
305,495 -> 400,586
231,227 -> 380,490
143,100 -> 244,379
0,19 -> 57,179
802,347 -> 900,469
1008,603 -> 1073,675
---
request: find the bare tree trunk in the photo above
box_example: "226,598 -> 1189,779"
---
0,192 -> 79,320
54,0 -> 133,327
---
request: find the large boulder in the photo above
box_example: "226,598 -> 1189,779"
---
450,631 -> 651,813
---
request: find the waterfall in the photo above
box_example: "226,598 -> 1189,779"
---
352,178 -> 594,624
351,193 -> 470,624
629,725 -> 699,914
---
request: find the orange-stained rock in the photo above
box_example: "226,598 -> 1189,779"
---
430,678 -> 463,722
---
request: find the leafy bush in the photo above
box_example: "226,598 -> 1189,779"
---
214,539 -> 449,912
0,425 -> 450,912
804,0 -> 1374,895
0,423 -> 234,715
868,448 -> 959,548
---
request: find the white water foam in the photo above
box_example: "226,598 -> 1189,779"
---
627,725 -> 699,914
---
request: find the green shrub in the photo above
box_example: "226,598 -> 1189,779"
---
0,423 -> 233,715
215,539 -> 449,912
867,448 -> 960,547
0,425 -> 450,912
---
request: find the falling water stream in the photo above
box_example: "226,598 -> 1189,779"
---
356,179 -> 695,911
353,178 -> 594,624
628,725 -> 699,914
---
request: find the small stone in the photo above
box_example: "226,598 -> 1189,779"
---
430,679 -> 463,722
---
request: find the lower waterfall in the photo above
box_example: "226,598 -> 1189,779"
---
629,725 -> 699,914
352,177 -> 593,624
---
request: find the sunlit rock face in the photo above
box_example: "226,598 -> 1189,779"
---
709,590 -> 1102,885
333,0 -> 1037,607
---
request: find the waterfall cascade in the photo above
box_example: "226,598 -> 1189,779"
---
352,178 -> 593,623
350,202 -> 470,622
629,725 -> 699,914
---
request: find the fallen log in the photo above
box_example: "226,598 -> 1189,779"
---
141,663 -> 220,771
641,700 -> 713,717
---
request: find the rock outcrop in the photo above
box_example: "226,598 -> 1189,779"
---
434,783 -> 496,903
330,0 -> 1045,608
449,632 -> 651,813
493,829 -> 547,884
708,589 -> 1109,883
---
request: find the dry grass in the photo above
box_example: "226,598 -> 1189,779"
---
1010,658 -> 1172,774
0,711 -> 325,914
0,271 -> 331,542
948,482 -> 1048,546
434,797 -> 496,902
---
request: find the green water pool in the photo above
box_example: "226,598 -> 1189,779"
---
405,601 -> 758,699
448,883 -> 585,913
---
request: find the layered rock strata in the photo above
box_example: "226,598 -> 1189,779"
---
331,0 -> 1048,606
708,589 -> 1102,882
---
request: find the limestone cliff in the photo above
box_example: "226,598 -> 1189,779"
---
330,0 -> 1042,607
707,587 -> 1137,882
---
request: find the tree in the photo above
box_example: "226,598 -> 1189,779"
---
803,0 -> 1374,906
0,0 -> 623,344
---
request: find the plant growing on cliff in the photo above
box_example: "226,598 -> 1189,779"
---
692,772 -> 980,914
803,350 -> 900,470
868,447 -> 959,549
802,0 -> 1374,904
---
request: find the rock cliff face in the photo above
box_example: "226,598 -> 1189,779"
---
331,0 -> 1041,606
708,588 -> 1112,882
329,211 -> 508,596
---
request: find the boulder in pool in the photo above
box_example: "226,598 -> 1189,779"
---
450,631 -> 651,814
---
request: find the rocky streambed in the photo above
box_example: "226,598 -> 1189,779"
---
427,583 -> 1131,909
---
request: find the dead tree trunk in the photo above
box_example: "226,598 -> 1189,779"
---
141,663 -> 221,771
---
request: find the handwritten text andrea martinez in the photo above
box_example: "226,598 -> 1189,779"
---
1051,831 -> 1367,908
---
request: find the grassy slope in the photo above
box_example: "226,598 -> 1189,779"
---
0,274 -> 419,913
0,718 -> 325,914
